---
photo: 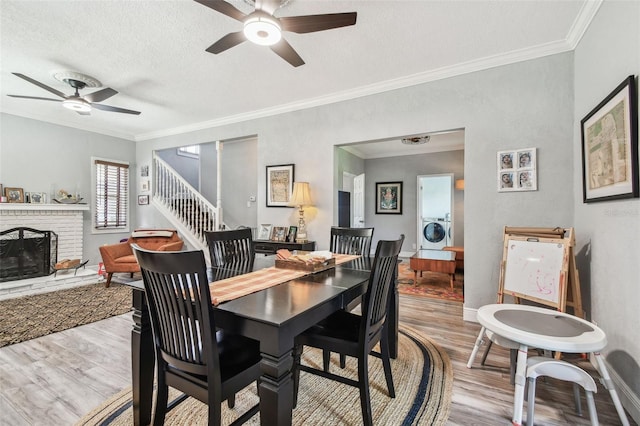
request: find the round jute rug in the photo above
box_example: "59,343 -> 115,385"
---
77,324 -> 452,425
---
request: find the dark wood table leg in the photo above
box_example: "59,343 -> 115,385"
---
131,289 -> 154,426
258,351 -> 294,425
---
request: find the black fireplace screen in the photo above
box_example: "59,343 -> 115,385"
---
0,227 -> 58,282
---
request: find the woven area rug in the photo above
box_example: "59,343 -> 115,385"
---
0,282 -> 132,347
397,260 -> 464,302
77,324 -> 452,425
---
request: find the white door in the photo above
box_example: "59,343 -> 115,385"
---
353,173 -> 365,228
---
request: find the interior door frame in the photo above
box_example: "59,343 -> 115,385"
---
417,173 -> 454,249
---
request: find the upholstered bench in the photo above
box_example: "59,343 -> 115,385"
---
443,246 -> 464,271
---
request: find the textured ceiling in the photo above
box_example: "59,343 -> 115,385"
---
0,0 -> 598,142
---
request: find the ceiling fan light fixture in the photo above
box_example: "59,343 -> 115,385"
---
243,13 -> 281,46
62,98 -> 91,112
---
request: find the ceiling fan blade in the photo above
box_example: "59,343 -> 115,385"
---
280,12 -> 357,34
92,103 -> 141,115
254,0 -> 281,15
7,94 -> 62,102
206,31 -> 246,54
84,88 -> 118,103
12,73 -> 67,98
194,0 -> 246,22
270,38 -> 305,67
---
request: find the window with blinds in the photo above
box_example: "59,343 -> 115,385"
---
94,159 -> 129,229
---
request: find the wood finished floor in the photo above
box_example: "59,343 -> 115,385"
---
0,295 -> 634,425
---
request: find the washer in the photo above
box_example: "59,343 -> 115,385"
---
421,217 -> 448,249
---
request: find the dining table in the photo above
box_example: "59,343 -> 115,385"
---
124,254 -> 398,426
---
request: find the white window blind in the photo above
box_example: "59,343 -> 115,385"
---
95,159 -> 129,229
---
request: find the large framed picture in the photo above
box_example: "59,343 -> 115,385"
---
581,75 -> 638,203
266,164 -> 294,207
375,181 -> 402,214
497,148 -> 537,192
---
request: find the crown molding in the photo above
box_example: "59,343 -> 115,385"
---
136,39 -> 576,142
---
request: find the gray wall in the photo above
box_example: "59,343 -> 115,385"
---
199,138 -> 258,230
574,0 -> 639,415
364,150 -> 464,251
139,52 -> 575,319
0,113 -> 137,262
156,146 -> 199,189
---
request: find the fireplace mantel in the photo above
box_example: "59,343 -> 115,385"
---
0,203 -> 89,212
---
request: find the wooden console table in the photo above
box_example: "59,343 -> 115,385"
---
252,240 -> 316,255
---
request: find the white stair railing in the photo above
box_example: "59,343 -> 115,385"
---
153,154 -> 221,250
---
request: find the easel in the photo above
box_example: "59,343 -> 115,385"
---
497,226 -> 583,318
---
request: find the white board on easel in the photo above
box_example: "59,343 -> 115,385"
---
503,238 -> 568,307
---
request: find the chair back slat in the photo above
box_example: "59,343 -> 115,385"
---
361,235 -> 404,341
205,228 -> 255,268
330,227 -> 374,256
133,246 -> 220,378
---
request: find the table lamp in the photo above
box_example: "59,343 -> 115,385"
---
289,182 -> 313,242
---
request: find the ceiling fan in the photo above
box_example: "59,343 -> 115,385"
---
7,72 -> 141,115
194,0 -> 357,67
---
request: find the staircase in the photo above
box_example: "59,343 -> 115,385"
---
152,154 -> 223,257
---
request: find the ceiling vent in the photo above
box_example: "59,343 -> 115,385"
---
401,135 -> 430,145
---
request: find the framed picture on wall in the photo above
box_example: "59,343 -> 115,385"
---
497,148 -> 537,192
266,164 -> 294,207
581,75 -> 638,203
375,181 -> 402,214
138,195 -> 149,205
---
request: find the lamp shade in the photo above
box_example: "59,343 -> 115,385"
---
289,182 -> 313,206
455,179 -> 465,190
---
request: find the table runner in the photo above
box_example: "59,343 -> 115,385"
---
210,253 -> 361,305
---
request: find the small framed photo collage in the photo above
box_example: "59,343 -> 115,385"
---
497,148 -> 537,192
257,224 -> 298,242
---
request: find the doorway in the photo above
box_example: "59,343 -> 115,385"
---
417,174 -> 454,250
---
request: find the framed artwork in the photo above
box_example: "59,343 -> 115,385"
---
581,75 -> 638,203
140,165 -> 149,177
258,224 -> 272,240
287,226 -> 298,242
497,148 -> 537,192
140,179 -> 150,192
271,226 -> 287,242
266,164 -> 294,207
375,181 -> 402,214
29,192 -> 46,204
5,187 -> 24,203
138,195 -> 149,205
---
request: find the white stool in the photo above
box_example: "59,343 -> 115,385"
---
526,356 -> 599,426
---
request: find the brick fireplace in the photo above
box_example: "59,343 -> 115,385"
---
0,203 -> 96,299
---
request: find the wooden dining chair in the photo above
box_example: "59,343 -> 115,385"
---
293,235 -> 404,426
205,228 -> 255,268
326,226 -> 375,370
132,245 -> 261,426
329,226 -> 374,256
